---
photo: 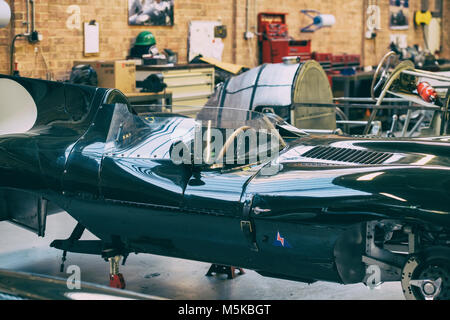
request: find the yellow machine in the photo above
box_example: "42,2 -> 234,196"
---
414,10 -> 432,26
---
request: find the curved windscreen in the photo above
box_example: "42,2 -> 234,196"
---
105,104 -> 195,159
105,105 -> 286,167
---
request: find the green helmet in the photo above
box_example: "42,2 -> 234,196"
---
135,31 -> 156,46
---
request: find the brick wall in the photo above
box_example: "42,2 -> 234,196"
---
0,0 -> 448,80
443,0 -> 450,59
0,0 -> 12,75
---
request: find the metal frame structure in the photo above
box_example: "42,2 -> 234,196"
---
292,52 -> 450,138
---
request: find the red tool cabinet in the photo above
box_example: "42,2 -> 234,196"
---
258,12 -> 312,64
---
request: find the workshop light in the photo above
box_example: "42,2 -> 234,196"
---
380,193 -> 407,202
412,155 -> 436,166
357,172 -> 385,181
0,0 -> 11,28
64,292 -> 135,300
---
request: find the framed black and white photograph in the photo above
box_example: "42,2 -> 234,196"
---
128,0 -> 174,26
389,0 -> 409,30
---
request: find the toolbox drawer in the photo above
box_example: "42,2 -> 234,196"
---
136,64 -> 215,108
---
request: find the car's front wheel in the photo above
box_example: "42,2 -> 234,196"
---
401,246 -> 450,300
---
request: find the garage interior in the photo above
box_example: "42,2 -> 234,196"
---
0,0 -> 449,301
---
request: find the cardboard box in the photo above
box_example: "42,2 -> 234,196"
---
74,60 -> 136,93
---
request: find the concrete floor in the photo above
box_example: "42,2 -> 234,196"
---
0,213 -> 405,300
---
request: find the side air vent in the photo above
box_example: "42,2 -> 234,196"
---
301,146 -> 393,165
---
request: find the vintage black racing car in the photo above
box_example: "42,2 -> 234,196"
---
0,74 -> 449,300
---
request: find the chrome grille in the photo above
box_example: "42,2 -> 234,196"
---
301,146 -> 393,165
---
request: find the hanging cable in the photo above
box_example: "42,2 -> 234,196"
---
36,45 -> 51,80
10,34 -> 27,75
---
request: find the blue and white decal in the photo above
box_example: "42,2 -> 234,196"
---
273,231 -> 292,248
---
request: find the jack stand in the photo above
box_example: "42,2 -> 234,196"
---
206,264 -> 245,280
109,256 -> 126,289
58,223 -> 85,273
60,250 -> 67,273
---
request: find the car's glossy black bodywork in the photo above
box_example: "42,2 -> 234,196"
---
0,75 -> 449,291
